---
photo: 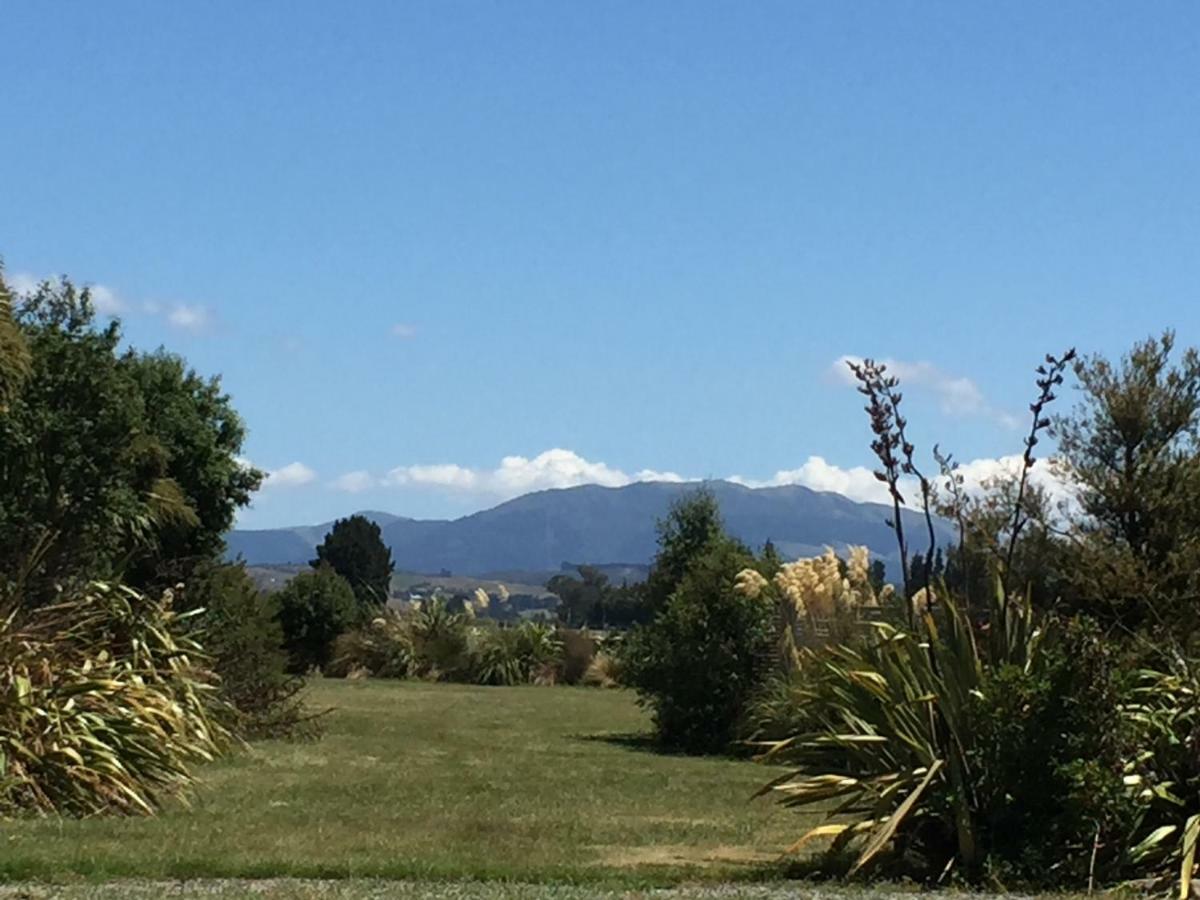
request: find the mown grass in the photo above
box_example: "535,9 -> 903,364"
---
0,680 -> 813,886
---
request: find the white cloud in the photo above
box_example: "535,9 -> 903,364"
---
331,470 -> 376,493
635,468 -> 687,483
382,449 -> 689,499
732,455 -> 907,504
385,463 -> 479,490
88,284 -> 124,315
832,355 -> 1018,426
166,304 -> 214,334
730,452 -> 1072,509
8,272 -> 38,296
7,273 -> 124,316
391,323 -> 417,339
945,453 -> 1072,504
263,462 -> 317,489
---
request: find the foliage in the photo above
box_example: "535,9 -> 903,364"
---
547,566 -> 651,629
182,564 -> 318,740
0,276 -> 260,603
330,609 -> 415,679
275,567 -> 359,673
580,651 -> 622,688
332,605 -> 567,687
758,584 -> 1045,879
0,581 -> 229,816
121,352 -> 262,589
0,268 -> 30,413
736,545 -> 891,673
1123,659 -> 1200,895
622,538 -> 774,753
642,487 -> 726,616
755,344 -> 1200,891
471,622 -> 563,686
1053,331 -> 1200,642
557,627 -> 597,684
406,598 -> 475,680
311,515 -> 395,613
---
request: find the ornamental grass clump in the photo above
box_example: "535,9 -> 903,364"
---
0,581 -> 230,817
329,608 -> 414,679
470,621 -> 562,686
736,545 -> 889,673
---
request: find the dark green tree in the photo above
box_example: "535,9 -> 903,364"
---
1,280 -> 154,597
621,536 -> 773,752
275,566 -> 359,673
0,275 -> 261,601
643,487 -> 725,615
311,515 -> 395,612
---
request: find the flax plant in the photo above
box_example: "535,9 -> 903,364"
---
757,350 -> 1080,880
0,581 -> 230,817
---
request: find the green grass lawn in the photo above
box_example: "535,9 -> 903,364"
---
0,680 -> 814,886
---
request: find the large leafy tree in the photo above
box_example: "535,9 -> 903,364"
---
1,280 -> 149,595
311,515 -> 394,611
0,276 -> 261,599
121,350 -> 262,587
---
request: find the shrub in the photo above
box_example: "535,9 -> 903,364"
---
328,609 -> 414,679
183,563 -> 317,740
557,628 -> 596,684
622,538 -> 774,753
581,651 -> 622,689
275,567 -> 359,673
407,598 -> 474,680
1124,659 -> 1200,894
0,581 -> 229,816
471,622 -> 562,686
756,580 -> 1142,885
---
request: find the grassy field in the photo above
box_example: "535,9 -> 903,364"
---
0,680 -> 814,887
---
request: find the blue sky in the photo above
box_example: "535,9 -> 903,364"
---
3,1 -> 1197,527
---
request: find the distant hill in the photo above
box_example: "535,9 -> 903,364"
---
226,481 -> 950,578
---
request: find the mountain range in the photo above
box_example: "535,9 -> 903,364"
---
226,480 -> 951,579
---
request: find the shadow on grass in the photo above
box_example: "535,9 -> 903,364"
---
573,731 -> 663,754
572,731 -> 759,762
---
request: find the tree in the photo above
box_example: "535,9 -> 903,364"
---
621,537 -> 773,752
1053,331 -> 1200,637
643,487 -> 725,615
547,565 -> 651,629
311,515 -> 395,612
548,565 -> 610,627
275,567 -> 359,672
0,276 -> 261,601
121,351 -> 262,588
0,268 -> 30,413
1,279 -> 154,597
